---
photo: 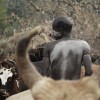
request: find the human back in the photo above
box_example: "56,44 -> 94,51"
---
49,39 -> 91,80
41,16 -> 92,79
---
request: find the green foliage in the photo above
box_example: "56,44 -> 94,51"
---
6,26 -> 14,37
0,0 -> 7,33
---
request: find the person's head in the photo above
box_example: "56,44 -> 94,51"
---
52,16 -> 73,35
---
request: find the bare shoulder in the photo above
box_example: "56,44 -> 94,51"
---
80,40 -> 89,45
79,40 -> 91,53
44,40 -> 58,51
82,40 -> 90,48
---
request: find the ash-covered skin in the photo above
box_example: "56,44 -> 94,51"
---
37,16 -> 92,80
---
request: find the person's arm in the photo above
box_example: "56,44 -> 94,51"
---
83,54 -> 92,76
33,44 -> 50,76
83,44 -> 93,76
42,44 -> 50,76
33,61 -> 44,75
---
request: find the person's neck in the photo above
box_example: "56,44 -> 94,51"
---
61,31 -> 71,40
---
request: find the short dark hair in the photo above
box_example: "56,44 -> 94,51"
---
52,16 -> 73,33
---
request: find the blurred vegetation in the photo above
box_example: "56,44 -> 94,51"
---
0,0 -> 99,38
0,0 -> 7,36
0,0 -> 100,56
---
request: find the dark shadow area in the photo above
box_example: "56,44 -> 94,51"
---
29,47 -> 44,62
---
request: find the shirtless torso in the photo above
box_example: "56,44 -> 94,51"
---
44,39 -> 92,80
34,16 -> 92,80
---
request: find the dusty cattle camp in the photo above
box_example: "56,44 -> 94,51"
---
0,0 -> 100,100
